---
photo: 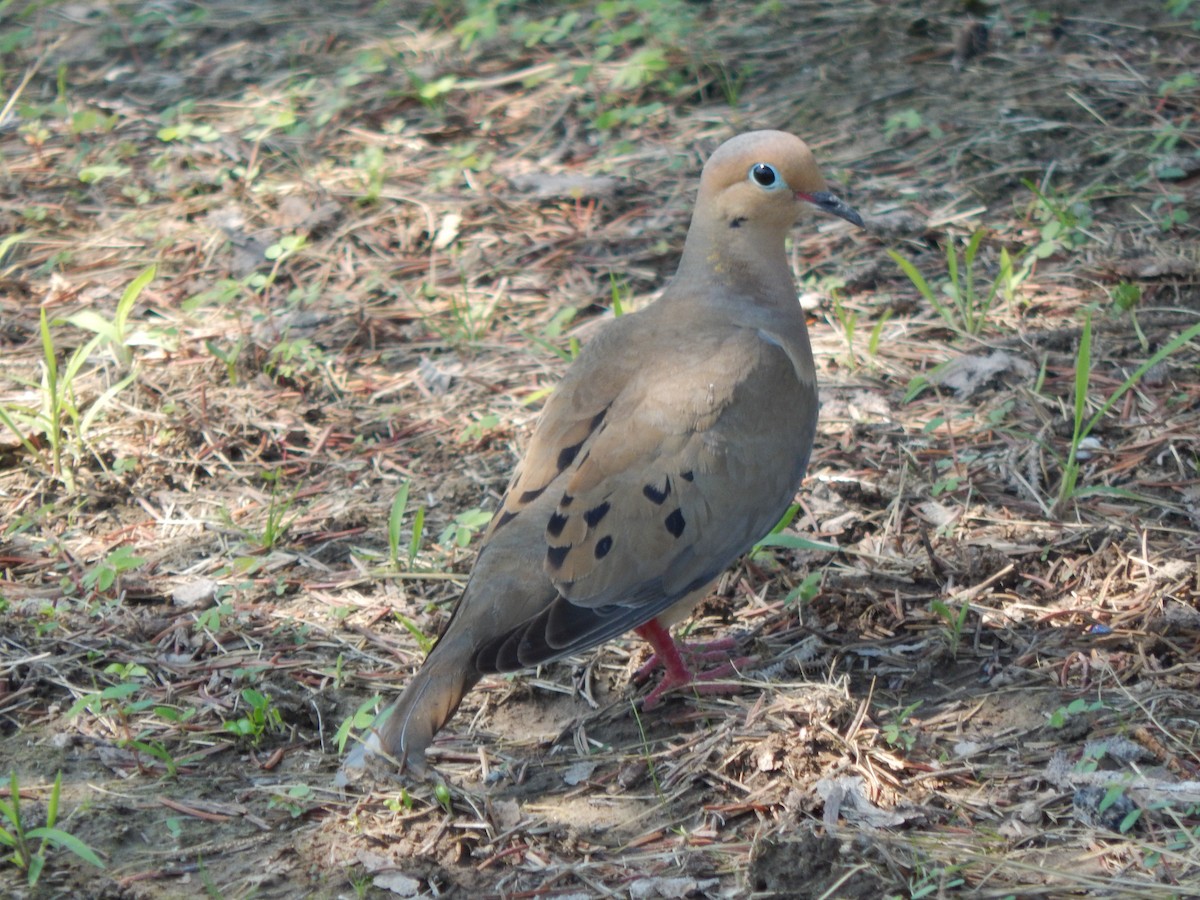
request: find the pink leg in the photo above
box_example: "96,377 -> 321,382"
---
633,619 -> 753,709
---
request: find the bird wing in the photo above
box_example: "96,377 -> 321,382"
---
471,310 -> 816,670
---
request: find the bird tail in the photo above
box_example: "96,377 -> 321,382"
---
337,637 -> 481,782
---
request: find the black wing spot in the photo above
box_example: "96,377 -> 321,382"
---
642,479 -> 671,505
729,216 -> 746,229
519,485 -> 546,504
680,470 -> 695,482
560,493 -> 574,508
554,407 -> 608,474
546,511 -> 568,538
594,535 -> 613,559
664,508 -> 686,538
584,501 -> 610,528
557,440 -> 584,472
493,509 -> 518,532
546,543 -> 571,571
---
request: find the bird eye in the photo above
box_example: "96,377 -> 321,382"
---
749,162 -> 782,189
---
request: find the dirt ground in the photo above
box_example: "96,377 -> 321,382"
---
1,1 -> 1199,897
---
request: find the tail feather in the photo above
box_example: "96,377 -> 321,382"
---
338,638 -> 481,782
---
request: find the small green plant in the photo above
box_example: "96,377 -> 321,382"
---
266,784 -> 313,818
458,412 -> 500,443
1145,803 -> 1200,868
0,309 -> 134,490
157,120 -> 221,143
195,599 -> 234,634
0,772 -> 105,886
383,788 -> 415,814
889,230 -> 1015,336
424,285 -> 498,350
609,273 -> 629,318
451,0 -> 724,131
81,545 -> 146,596
783,571 -> 822,608
753,504 -> 837,556
393,613 -> 435,655
1158,71 -> 1198,100
1108,792 -> 1142,834
1047,696 -> 1105,729
437,506 -> 493,548
122,738 -> 181,778
387,482 -> 426,570
867,309 -> 893,358
1023,178 -> 1094,262
629,701 -> 664,800
930,456 -> 967,498
254,470 -> 299,551
1150,191 -> 1189,231
433,781 -> 453,814
66,265 -> 161,369
1165,0 -> 1200,30
930,598 -> 971,653
1110,281 -> 1142,313
354,144 -> 387,204
66,667 -> 157,723
1148,115 -> 1191,154
908,860 -> 965,898
224,688 -> 284,744
881,701 -> 923,752
204,337 -> 244,385
265,337 -> 328,384
1055,313 -> 1200,514
0,231 -> 30,266
410,71 -> 460,109
1109,281 -> 1149,351
335,697 -> 382,754
829,289 -> 857,356
883,108 -> 942,141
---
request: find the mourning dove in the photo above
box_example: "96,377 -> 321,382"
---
343,130 -> 863,778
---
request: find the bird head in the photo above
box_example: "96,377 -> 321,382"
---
698,130 -> 863,233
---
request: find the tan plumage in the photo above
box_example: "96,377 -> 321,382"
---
341,130 -> 863,779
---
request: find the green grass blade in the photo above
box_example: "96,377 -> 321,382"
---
754,533 -> 838,552
25,827 -> 106,868
886,250 -> 936,304
79,370 -> 136,435
408,507 -> 425,566
1073,313 -> 1092,445
45,772 -> 60,829
115,264 -> 156,340
394,612 -> 433,654
388,482 -> 410,565
0,231 -> 30,263
1083,319 -> 1200,438
39,309 -> 58,391
945,238 -> 960,306
0,404 -> 45,461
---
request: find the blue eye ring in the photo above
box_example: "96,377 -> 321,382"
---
749,162 -> 784,190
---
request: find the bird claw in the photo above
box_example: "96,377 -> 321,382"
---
336,724 -> 429,787
640,656 -> 755,710
633,635 -> 744,683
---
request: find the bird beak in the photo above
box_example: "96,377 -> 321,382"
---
798,190 -> 864,228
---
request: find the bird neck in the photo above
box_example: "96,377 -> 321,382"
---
672,216 -> 797,311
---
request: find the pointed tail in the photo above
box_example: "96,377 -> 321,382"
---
338,636 -> 481,782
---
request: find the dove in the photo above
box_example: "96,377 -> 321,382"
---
342,130 -> 863,779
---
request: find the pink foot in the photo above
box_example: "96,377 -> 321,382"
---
633,620 -> 753,709
633,635 -> 742,682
